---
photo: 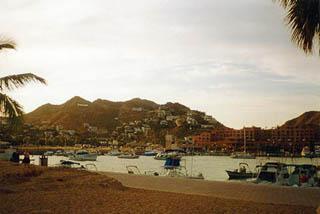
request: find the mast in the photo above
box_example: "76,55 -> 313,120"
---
243,127 -> 246,153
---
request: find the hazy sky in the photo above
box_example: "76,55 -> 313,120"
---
0,0 -> 319,128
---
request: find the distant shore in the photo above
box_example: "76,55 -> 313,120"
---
0,161 -> 317,214
9,146 -> 319,158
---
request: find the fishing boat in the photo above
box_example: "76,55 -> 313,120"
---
118,153 -> 139,159
69,150 -> 98,161
231,127 -> 255,159
58,160 -> 97,171
226,163 -> 257,179
126,156 -> 204,180
255,162 -> 289,184
154,151 -> 181,160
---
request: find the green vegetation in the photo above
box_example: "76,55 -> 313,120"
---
0,38 -> 46,125
276,0 -> 320,55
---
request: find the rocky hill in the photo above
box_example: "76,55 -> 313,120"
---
282,111 -> 320,128
24,96 -> 223,133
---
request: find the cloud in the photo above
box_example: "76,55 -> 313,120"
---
0,0 -> 319,128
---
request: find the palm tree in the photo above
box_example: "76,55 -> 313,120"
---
276,0 -> 320,55
0,39 -> 46,123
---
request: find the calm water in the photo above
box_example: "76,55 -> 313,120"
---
31,155 -> 320,181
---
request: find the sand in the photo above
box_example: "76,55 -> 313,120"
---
0,161 -> 316,214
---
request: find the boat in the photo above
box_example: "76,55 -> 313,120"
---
230,152 -> 255,159
54,150 -> 66,156
44,151 -> 54,156
287,164 -> 319,187
226,163 -> 257,179
118,153 -> 139,159
126,156 -> 204,180
154,152 -> 181,160
58,160 -> 97,171
143,151 -> 158,156
231,127 -> 255,159
69,150 -> 98,161
108,150 -> 122,156
255,162 -> 289,184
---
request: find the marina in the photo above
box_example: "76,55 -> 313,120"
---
30,154 -> 320,183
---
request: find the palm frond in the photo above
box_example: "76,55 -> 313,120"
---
275,0 -> 320,55
0,39 -> 16,50
0,73 -> 47,91
275,0 -> 297,8
0,93 -> 23,119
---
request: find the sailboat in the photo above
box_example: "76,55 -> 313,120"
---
231,127 -> 256,159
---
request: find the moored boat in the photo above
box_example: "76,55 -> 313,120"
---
44,151 -> 54,156
231,127 -> 256,159
143,151 -> 158,156
108,150 -> 122,156
230,152 -> 255,159
226,163 -> 257,179
255,162 -> 289,184
69,150 -> 98,161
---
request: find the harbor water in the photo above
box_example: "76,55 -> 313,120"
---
31,155 -> 320,181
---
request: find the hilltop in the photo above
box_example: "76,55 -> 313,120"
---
281,111 -> 320,128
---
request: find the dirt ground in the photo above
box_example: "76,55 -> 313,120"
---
0,161 -> 316,214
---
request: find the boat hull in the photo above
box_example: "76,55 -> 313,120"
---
226,170 -> 256,179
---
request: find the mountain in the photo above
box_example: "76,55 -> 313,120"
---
282,111 -> 320,128
24,96 -> 215,132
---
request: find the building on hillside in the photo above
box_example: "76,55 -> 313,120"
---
132,107 -> 143,112
166,115 -> 180,121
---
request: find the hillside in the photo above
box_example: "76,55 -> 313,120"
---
24,96 -> 222,133
282,111 -> 320,128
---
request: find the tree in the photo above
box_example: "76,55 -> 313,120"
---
0,39 -> 46,124
276,0 -> 320,55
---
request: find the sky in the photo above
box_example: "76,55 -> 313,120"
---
0,0 -> 320,129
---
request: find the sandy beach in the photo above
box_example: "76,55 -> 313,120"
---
0,161 -> 317,214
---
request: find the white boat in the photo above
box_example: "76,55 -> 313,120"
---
230,152 -> 255,159
231,127 -> 255,159
126,157 -> 204,180
118,153 -> 139,159
69,150 -> 98,161
55,150 -> 66,156
255,162 -> 289,184
154,152 -> 181,160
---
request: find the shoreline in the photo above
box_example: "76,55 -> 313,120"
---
7,146 -> 320,158
0,161 -> 318,213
